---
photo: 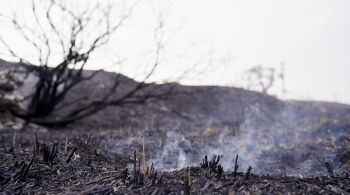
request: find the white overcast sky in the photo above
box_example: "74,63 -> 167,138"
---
1,0 -> 350,104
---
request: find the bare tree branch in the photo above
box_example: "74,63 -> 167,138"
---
0,0 -> 202,126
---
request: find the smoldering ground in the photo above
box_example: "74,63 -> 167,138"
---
101,102 -> 350,176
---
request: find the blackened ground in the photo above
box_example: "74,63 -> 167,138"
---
0,128 -> 349,194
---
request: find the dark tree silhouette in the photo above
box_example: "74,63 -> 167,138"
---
245,65 -> 275,94
243,63 -> 286,96
0,0 -> 178,126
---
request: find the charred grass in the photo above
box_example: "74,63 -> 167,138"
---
0,129 -> 349,194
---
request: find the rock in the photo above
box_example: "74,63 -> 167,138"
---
0,63 -> 38,114
0,93 -> 25,114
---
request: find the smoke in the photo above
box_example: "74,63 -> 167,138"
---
151,103 -> 348,176
100,102 -> 349,176
152,131 -> 190,171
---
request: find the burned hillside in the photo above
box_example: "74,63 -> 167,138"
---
1,61 -> 350,194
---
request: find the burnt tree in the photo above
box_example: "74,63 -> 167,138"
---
0,0 -> 177,126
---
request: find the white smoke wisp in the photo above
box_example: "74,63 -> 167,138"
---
149,103 -> 347,176
100,102 -> 349,176
152,131 -> 190,171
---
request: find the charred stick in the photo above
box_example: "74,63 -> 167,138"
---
83,132 -> 92,150
188,166 -> 191,186
324,162 -> 333,177
65,147 -> 77,164
210,155 -> 216,168
49,143 -> 58,161
137,157 -> 141,184
12,161 -> 26,181
245,166 -> 252,179
209,155 -> 216,172
133,150 -> 137,182
217,165 -> 223,181
152,172 -> 157,184
21,158 -> 34,181
122,168 -> 128,184
216,156 -> 220,165
41,144 -> 49,162
150,162 -> 154,176
202,155 -> 208,168
35,133 -> 40,155
11,130 -> 16,154
34,169 -> 41,187
234,154 -> 239,177
64,137 -> 68,154
41,143 -> 58,162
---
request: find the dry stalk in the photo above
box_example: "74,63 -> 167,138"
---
142,138 -> 146,176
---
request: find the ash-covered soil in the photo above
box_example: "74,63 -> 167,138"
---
1,96 -> 350,194
0,128 -> 349,194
